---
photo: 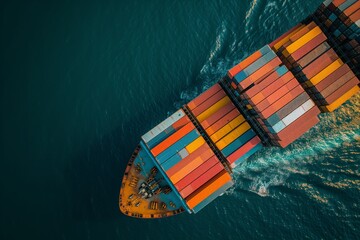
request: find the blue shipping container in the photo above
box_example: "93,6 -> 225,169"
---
221,129 -> 256,157
156,129 -> 200,164
231,143 -> 263,168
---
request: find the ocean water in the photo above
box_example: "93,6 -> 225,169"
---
1,0 -> 359,239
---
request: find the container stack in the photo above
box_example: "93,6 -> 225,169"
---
187,84 -> 263,168
273,18 -> 359,113
226,45 -> 320,148
142,109 -> 234,213
315,0 -> 360,75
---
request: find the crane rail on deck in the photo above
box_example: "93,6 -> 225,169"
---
219,78 -> 272,147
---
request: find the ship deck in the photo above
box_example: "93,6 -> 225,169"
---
119,144 -> 185,218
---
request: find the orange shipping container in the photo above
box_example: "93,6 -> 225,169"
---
255,78 -> 299,112
349,9 -> 360,23
259,85 -> 304,119
185,170 -> 232,209
249,72 -> 294,105
228,51 -> 262,78
333,0 -> 346,7
239,57 -> 282,90
344,1 -> 360,16
168,148 -> 215,184
244,69 -> 286,98
151,122 -> 195,156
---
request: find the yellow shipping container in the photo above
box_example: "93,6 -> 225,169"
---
196,96 -> 231,122
209,115 -> 245,143
283,26 -> 322,57
185,136 -> 205,154
273,24 -> 305,51
320,85 -> 359,112
308,59 -> 343,86
216,122 -> 251,150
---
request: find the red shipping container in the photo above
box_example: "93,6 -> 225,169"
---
192,89 -> 227,116
273,106 -> 320,141
175,155 -> 219,191
231,82 -> 237,89
166,144 -> 212,177
205,108 -> 241,135
238,57 -> 282,90
314,64 -> 351,92
259,85 -> 304,119
320,70 -> 355,97
179,162 -> 224,198
276,116 -> 320,148
171,115 -> 190,130
255,78 -> 299,112
272,92 -> 310,121
297,43 -> 330,69
302,49 -> 338,79
200,101 -> 235,129
187,84 -> 222,110
226,136 -> 261,165
321,77 -> 358,104
244,70 -> 283,98
296,42 -> 331,69
250,72 -> 294,105
290,33 -> 327,62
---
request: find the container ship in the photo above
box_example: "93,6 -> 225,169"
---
119,0 -> 360,219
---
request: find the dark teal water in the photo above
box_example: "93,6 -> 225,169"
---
1,0 -> 359,239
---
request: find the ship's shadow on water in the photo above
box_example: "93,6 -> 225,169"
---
65,118 -> 143,221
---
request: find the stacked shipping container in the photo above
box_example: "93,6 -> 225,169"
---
274,18 -> 359,113
311,0 -> 360,111
142,107 -> 234,213
316,0 -> 360,75
187,84 -> 263,168
226,45 -> 320,148
121,0 -> 360,218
